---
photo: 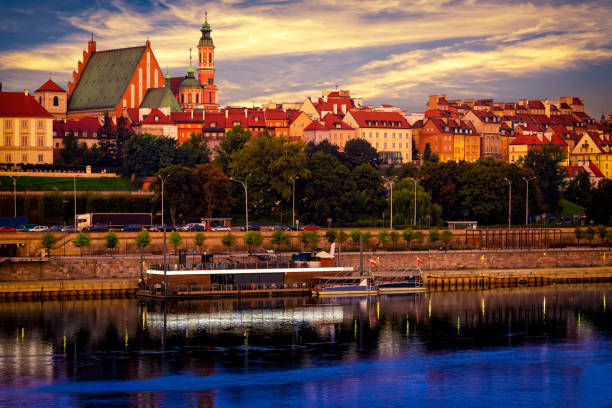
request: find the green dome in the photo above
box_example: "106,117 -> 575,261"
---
179,76 -> 201,89
187,63 -> 194,74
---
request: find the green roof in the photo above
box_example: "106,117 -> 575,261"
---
140,87 -> 182,113
68,46 -> 146,112
179,76 -> 201,89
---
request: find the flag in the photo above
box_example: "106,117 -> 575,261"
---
370,258 -> 377,266
416,257 -> 424,264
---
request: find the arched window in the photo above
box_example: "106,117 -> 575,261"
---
39,97 -> 42,104
181,94 -> 184,104
53,96 -> 59,106
188,94 -> 192,104
209,53 -> 212,64
196,94 -> 199,104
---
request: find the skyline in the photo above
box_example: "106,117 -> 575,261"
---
1,0 -> 611,116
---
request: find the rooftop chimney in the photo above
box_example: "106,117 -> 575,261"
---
24,89 -> 28,96
0,81 -> 2,92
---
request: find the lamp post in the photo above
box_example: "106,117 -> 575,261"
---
413,177 -> 417,227
504,177 -> 511,229
158,174 -> 170,295
73,176 -> 77,232
10,176 -> 19,217
230,174 -> 251,231
291,176 -> 299,227
522,176 -> 535,226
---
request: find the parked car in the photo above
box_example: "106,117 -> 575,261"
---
289,225 -> 301,231
302,225 -> 319,231
61,226 -> 76,233
29,226 -> 49,232
16,224 -> 37,232
273,225 -> 289,231
84,224 -> 109,232
0,226 -> 16,232
150,224 -> 175,232
240,225 -> 260,231
47,225 -> 64,232
121,224 -> 143,232
187,224 -> 209,232
212,225 -> 231,232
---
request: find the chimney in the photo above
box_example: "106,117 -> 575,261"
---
333,104 -> 337,115
0,81 -> 2,92
24,89 -> 28,96
191,110 -> 193,119
244,108 -> 247,118
225,109 -> 228,119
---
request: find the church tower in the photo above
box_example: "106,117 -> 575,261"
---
197,12 -> 219,110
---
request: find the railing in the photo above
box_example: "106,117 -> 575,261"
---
158,282 -> 311,294
148,261 -> 328,271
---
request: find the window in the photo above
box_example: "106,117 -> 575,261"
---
21,120 -> 28,128
38,154 -> 44,162
5,137 -> 11,147
208,78 -> 213,85
188,94 -> 192,104
21,136 -> 28,146
39,97 -> 42,104
22,154 -> 27,163
181,94 -> 184,104
92,132 -> 97,138
6,154 -> 12,162
5,120 -> 11,129
37,120 -> 43,129
196,94 -> 199,104
53,96 -> 59,106
55,143 -> 59,148
209,53 -> 212,63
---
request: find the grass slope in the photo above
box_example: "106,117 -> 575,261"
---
0,176 -> 132,191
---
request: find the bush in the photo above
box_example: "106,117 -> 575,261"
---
429,228 -> 441,245
194,232 -> 207,252
325,230 -> 337,244
270,230 -> 291,250
73,232 -> 91,256
41,233 -> 57,255
169,231 -> 183,251
243,231 -> 264,252
221,233 -> 236,252
103,232 -> 119,250
440,230 -> 454,250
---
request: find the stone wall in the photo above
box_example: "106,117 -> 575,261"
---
0,248 -> 610,282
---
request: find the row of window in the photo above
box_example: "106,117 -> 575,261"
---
3,120 -> 46,129
3,136 -> 46,147
362,131 -> 408,139
4,153 -> 45,163
38,96 -> 60,106
374,142 -> 409,149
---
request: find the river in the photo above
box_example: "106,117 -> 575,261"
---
0,284 -> 610,407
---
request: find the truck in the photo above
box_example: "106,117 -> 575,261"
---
75,213 -> 152,231
0,216 -> 29,228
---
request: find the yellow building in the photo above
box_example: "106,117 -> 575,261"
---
0,91 -> 54,164
289,111 -> 313,141
570,132 -> 612,179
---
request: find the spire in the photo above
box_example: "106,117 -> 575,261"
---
199,11 -> 214,46
186,49 -> 195,77
165,66 -> 170,87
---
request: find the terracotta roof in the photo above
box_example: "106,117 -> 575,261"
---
573,111 -> 591,120
588,162 -> 604,177
527,100 -> 545,109
411,120 -> 424,129
0,92 -> 54,118
169,77 -> 182,96
572,97 -> 584,106
36,79 -> 66,92
510,134 -> 546,146
203,112 -> 226,129
424,109 -> 453,118
170,111 -> 203,123
565,165 -> 585,177
126,108 -> 141,125
323,114 -> 353,130
141,108 -> 174,125
264,109 -> 287,121
560,103 -> 572,110
348,111 -> 410,128
304,121 -> 328,131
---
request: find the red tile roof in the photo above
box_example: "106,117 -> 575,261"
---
573,111 -> 591,120
36,79 -> 66,92
264,109 -> 287,121
0,92 -> 54,118
142,108 -> 174,125
348,111 -> 410,128
323,114 -> 353,130
170,111 -> 203,123
510,134 -> 546,146
304,121 -> 328,131
126,108 -> 141,125
588,162 -> 604,177
527,100 -> 545,109
203,112 -> 226,128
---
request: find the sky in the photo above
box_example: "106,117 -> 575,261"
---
1,0 -> 611,117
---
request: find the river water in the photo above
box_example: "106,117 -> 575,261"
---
0,284 -> 610,407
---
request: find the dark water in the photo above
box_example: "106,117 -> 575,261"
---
0,285 -> 611,407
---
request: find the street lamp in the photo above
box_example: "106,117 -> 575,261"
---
406,177 -> 418,227
10,176 -> 19,217
522,176 -> 535,226
291,176 -> 299,227
158,174 -> 170,295
504,177 -> 511,229
383,177 -> 395,230
73,176 -> 77,232
230,173 -> 251,231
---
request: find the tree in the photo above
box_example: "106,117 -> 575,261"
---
585,226 -> 596,245
388,231 -> 401,250
194,233 -> 207,253
585,179 -> 612,225
607,228 -> 612,247
520,143 -> 566,213
343,139 -> 378,169
191,163 -> 231,218
103,232 -> 119,252
429,228 -> 441,246
353,164 -> 386,218
221,232 -> 236,253
175,133 -> 211,167
135,228 -> 152,282
423,143 -> 439,163
440,230 -> 454,251
243,231 -> 264,253
325,230 -> 337,244
402,228 -> 415,250
362,231 -> 372,249
73,232 -> 91,256
153,166 -> 194,227
564,171 -> 591,206
377,230 -> 389,250
350,230 -> 362,248
574,227 -> 585,246
169,231 -> 183,253
297,230 -> 320,249
270,229 -> 291,251
597,225 -> 607,245
41,233 -> 57,256
214,126 -> 252,173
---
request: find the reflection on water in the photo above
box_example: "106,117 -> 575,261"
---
0,284 -> 610,407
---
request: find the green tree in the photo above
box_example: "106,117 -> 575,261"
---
423,143 -> 439,163
153,166 -> 194,227
362,231 -> 372,248
73,232 -> 91,256
103,232 -> 119,252
353,164 -> 386,218
336,231 -> 349,248
221,232 -> 237,253
343,139 -> 379,169
325,230 -> 337,244
440,230 -> 454,251
270,229 -> 291,251
194,233 -> 207,253
585,226 -> 596,245
429,228 -> 441,246
191,163 -> 231,218
175,133 -> 211,167
41,233 -> 57,256
574,227 -> 585,246
243,231 -> 264,252
214,126 -> 252,173
402,228 -> 415,250
606,228 -> 612,247
388,231 -> 401,250
520,143 -> 566,213
169,231 -> 183,253
350,230 -> 362,248
135,228 -> 152,282
584,179 -> 612,225
377,230 -> 389,250
564,171 -> 591,206
297,230 -> 321,249
597,225 -> 607,245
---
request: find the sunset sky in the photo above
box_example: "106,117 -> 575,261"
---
1,0 -> 611,116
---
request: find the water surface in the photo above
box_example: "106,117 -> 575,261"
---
0,284 -> 610,407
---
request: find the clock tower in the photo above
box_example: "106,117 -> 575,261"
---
197,12 -> 218,110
